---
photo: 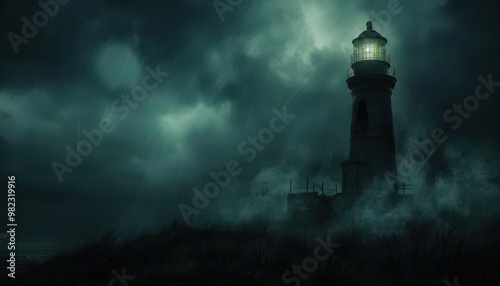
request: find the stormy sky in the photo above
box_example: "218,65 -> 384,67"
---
1,0 -> 499,251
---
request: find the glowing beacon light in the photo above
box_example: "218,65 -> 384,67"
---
347,21 -> 395,79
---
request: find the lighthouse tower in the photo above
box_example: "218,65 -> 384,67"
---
341,21 -> 397,193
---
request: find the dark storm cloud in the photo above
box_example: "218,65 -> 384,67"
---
0,0 -> 499,249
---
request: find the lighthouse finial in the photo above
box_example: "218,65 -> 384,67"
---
366,21 -> 373,30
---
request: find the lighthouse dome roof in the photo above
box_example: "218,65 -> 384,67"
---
352,21 -> 388,46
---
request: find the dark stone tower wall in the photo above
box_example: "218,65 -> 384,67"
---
342,22 -> 397,193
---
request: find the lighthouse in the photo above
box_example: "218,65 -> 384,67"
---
286,21 -> 410,223
341,21 -> 397,193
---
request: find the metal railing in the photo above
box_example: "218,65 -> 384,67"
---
347,66 -> 396,79
347,68 -> 355,78
387,66 -> 396,77
351,50 -> 391,65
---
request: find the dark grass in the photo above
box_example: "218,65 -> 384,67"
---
12,211 -> 500,286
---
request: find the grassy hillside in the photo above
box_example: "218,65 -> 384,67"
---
13,211 -> 500,286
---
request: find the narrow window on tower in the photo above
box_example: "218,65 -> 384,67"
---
356,100 -> 368,122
